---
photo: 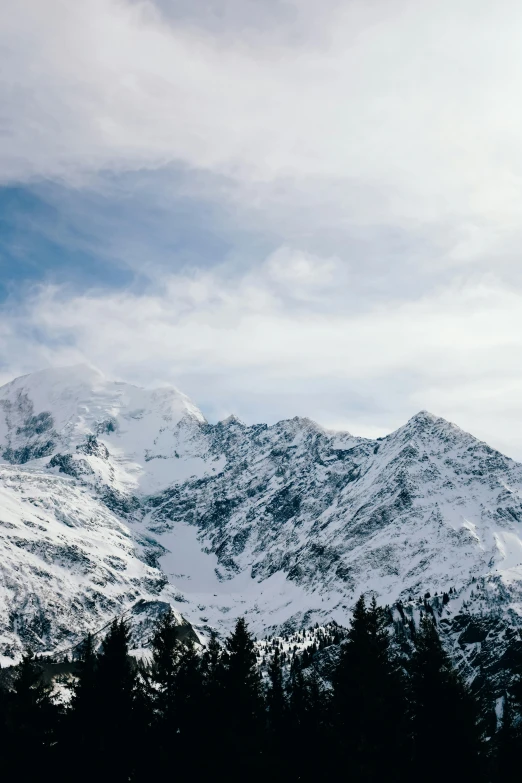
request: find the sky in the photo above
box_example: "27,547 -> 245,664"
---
3,1 -> 522,457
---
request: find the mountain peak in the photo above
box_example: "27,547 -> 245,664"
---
408,409 -> 439,425
383,409 -> 468,449
6,363 -> 106,390
401,409 -> 457,434
0,365 -> 209,491
219,414 -> 245,427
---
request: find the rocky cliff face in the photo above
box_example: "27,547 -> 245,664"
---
147,408 -> 522,632
1,364 -> 522,692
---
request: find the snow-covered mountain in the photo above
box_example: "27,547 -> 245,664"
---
0,364 -> 217,494
0,365 -> 214,661
147,407 -> 522,635
2,364 -> 522,677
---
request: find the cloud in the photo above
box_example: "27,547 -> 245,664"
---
3,1 -> 522,461
3,252 -> 522,460
264,246 -> 341,299
3,0 -> 522,286
2,0 -> 522,225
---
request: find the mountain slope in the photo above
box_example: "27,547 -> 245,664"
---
1,364 -> 522,661
0,462 -> 188,663
147,410 -> 522,632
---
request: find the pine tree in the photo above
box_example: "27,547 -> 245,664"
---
201,629 -> 222,686
174,640 -> 203,745
5,650 -> 57,778
200,629 -> 224,723
149,607 -> 182,724
148,609 -> 204,776
286,660 -> 332,781
65,633 -> 100,780
70,633 -> 98,734
132,657 -> 155,782
409,615 -> 484,783
222,617 -> 265,779
267,646 -> 287,731
97,618 -> 136,712
223,617 -> 264,728
96,618 -> 138,781
265,646 -> 289,774
198,630 -> 226,773
287,662 -> 306,724
10,650 -> 54,722
331,595 -> 407,781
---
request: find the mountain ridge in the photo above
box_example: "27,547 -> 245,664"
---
0,364 -> 522,680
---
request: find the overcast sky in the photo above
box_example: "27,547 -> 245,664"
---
2,0 -> 522,457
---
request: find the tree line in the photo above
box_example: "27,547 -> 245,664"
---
0,595 -> 517,782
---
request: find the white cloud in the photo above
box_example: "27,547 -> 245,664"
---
3,252 -> 522,459
266,246 -> 337,285
2,0 -> 522,228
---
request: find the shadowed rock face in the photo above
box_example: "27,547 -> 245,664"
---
1,391 -> 57,464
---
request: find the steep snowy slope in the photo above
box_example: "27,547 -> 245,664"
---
0,463 -> 187,663
2,364 -> 522,657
